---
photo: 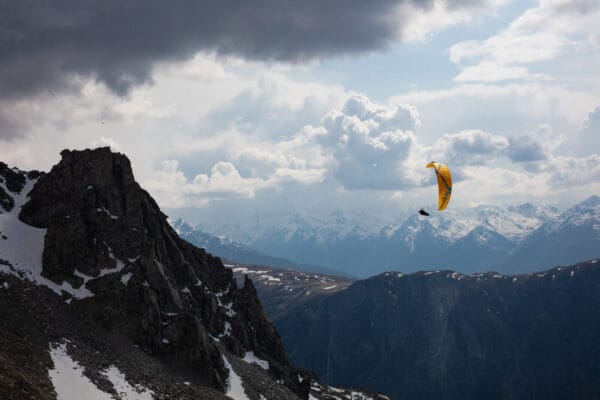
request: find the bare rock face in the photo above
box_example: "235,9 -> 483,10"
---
18,148 -> 305,397
0,162 -> 36,213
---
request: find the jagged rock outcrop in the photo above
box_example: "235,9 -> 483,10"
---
10,148 -> 304,398
0,162 -> 40,213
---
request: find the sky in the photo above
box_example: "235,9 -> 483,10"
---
1,0 -> 599,225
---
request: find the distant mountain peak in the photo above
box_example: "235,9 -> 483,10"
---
577,194 -> 600,208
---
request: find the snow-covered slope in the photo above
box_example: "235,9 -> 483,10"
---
505,196 -> 600,273
0,171 -> 95,299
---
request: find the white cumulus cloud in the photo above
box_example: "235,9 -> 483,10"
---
307,93 -> 422,190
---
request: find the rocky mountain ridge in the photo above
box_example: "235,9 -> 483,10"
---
227,263 -> 353,320
0,148 -> 386,400
273,259 -> 600,400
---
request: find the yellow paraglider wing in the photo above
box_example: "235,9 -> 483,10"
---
426,162 -> 452,211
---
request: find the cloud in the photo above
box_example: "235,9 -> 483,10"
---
144,91 -> 585,209
431,129 -> 509,166
427,129 -> 550,184
583,106 -> 600,132
310,93 -> 422,190
144,160 -> 262,207
398,0 -> 509,43
544,154 -> 600,188
559,105 -> 600,157
0,108 -> 24,141
188,161 -> 265,199
580,105 -> 600,152
144,155 -> 327,208
449,0 -> 600,82
143,93 -> 426,207
507,135 -> 548,163
392,83 -> 599,144
0,0 -> 509,99
90,137 -> 122,152
201,70 -> 345,141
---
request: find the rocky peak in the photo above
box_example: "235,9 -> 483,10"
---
11,147 -> 305,398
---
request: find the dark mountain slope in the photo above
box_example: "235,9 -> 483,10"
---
228,263 -> 353,320
1,148 -> 309,399
0,273 -> 234,400
274,260 -> 600,400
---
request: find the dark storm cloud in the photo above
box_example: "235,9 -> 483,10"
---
0,108 -> 23,140
0,0 -> 492,98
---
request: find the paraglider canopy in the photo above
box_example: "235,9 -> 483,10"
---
426,161 -> 452,211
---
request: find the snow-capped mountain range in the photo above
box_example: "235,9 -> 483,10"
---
172,218 -> 352,277
181,197 -> 600,277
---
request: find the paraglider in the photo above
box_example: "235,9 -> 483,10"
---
419,161 -> 452,216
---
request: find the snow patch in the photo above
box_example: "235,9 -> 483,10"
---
242,351 -> 269,370
103,243 -> 127,275
216,290 -> 237,317
0,178 -> 95,298
96,206 -> 119,220
0,179 -> 94,299
49,342 -> 112,400
102,366 -> 154,400
219,321 -> 232,338
222,355 -> 251,400
49,342 -> 154,400
120,272 -> 132,285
